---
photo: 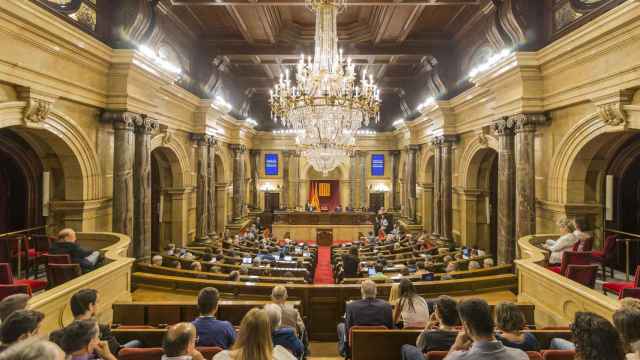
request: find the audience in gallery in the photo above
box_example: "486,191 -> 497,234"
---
162,322 -> 205,360
0,309 -> 44,352
192,287 -> 237,349
393,279 -> 430,328
493,302 -> 539,352
264,304 -> 304,358
213,308 -> 296,360
49,228 -> 102,272
543,217 -> 578,265
0,337 -> 65,360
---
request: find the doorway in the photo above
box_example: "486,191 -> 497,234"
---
369,193 -> 385,213
265,192 -> 280,212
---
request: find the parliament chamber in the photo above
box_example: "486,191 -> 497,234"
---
0,0 -> 640,359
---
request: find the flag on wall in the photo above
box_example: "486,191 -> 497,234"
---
310,182 -> 320,210
319,182 -> 331,197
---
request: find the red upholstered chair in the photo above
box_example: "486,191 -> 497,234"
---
527,352 -> 544,360
602,265 -> 640,298
199,347 -> 223,358
0,284 -> 32,300
46,254 -> 71,264
117,347 -> 164,360
0,236 -> 36,277
0,263 -> 47,293
621,287 -> 640,300
572,236 -> 593,252
46,263 -> 81,288
31,235 -> 53,271
566,264 -> 599,288
591,234 -> 618,281
425,351 -> 448,360
348,325 -> 387,346
549,251 -> 591,276
541,349 -> 576,360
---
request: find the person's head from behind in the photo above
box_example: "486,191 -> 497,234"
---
445,262 -> 457,273
557,217 -> 575,235
434,295 -> 459,327
457,299 -> 494,341
0,310 -> 44,345
468,260 -> 481,270
197,287 -> 219,316
232,308 -> 274,360
613,306 -> 640,355
163,322 -> 197,357
0,293 -> 30,322
191,261 -> 202,272
271,285 -> 288,304
70,289 -> 98,320
398,278 -> 416,299
573,218 -> 586,232
264,303 -> 282,332
0,338 -> 65,360
151,255 -> 163,266
61,319 -> 100,356
229,270 -> 241,281
494,302 -> 526,334
349,247 -> 358,257
374,263 -> 384,273
483,258 -> 494,268
572,312 -> 625,360
57,228 -> 76,243
361,280 -> 376,300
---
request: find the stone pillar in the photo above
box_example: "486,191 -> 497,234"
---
358,151 -> 368,209
406,145 -> 419,222
250,150 -> 260,209
230,144 -> 247,221
192,134 -> 209,242
103,111 -> 136,237
207,138 -> 217,240
440,136 -> 457,243
294,152 -> 301,208
282,150 -> 293,209
493,118 -> 516,264
349,153 -> 357,209
390,150 -> 400,210
431,138 -> 442,240
514,113 -> 548,240
133,116 -> 158,259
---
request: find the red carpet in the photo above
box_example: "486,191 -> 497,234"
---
314,246 -> 334,284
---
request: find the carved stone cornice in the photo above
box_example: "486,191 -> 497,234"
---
100,110 -> 140,130
511,113 -> 549,133
16,87 -> 58,124
592,90 -> 634,127
229,143 -> 247,155
133,115 -> 159,134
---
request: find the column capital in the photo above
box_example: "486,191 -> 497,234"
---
133,115 -> 159,134
101,111 -> 141,130
511,113 -> 549,133
389,150 -> 401,156
405,144 -> 421,153
282,150 -> 296,157
191,133 -> 210,146
249,149 -> 261,157
355,150 -> 368,158
207,136 -> 217,147
431,135 -> 459,146
492,117 -> 516,136
229,143 -> 247,154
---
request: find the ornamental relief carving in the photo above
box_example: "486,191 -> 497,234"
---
23,99 -> 52,124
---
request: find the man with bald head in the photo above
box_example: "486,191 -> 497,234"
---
162,322 -> 205,360
337,280 -> 393,357
49,228 -> 101,272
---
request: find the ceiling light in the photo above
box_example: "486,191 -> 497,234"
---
392,118 -> 405,128
468,48 -> 513,78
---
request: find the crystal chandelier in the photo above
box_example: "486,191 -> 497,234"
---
269,0 -> 381,174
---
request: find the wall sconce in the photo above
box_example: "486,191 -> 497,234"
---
259,183 -> 280,192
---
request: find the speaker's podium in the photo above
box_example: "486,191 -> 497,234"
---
316,229 -> 333,246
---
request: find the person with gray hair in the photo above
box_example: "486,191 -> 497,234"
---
0,337 -> 65,360
270,286 -> 305,336
468,260 -> 481,271
264,303 -> 304,358
337,280 -> 393,357
49,228 -> 101,272
0,293 -> 30,323
151,255 -> 163,267
544,217 -> 578,265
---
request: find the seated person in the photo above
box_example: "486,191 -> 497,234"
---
613,300 -> 640,360
201,248 -> 213,262
482,258 -> 494,268
0,338 -> 65,360
0,309 -> 44,352
59,319 -> 116,360
543,218 -> 578,265
441,262 -> 457,280
342,247 -> 360,278
445,299 -> 528,360
0,293 -> 30,323
468,260 -> 481,271
164,243 -> 176,256
494,302 -> 539,351
190,261 -> 202,272
337,280 -> 393,357
369,263 -> 390,283
570,312 -> 625,360
393,279 -> 429,328
192,287 -> 236,349
227,271 -> 240,282
151,255 -> 163,266
335,204 -> 343,212
572,218 -> 590,251
270,286 -> 305,336
264,304 -> 304,358
162,322 -> 205,360
400,295 -> 460,359
49,228 -> 101,272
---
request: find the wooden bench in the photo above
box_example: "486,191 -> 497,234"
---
136,263 -> 307,284
350,329 -> 572,360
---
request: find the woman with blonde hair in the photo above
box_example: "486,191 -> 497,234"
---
544,217 -> 577,265
213,308 -> 295,360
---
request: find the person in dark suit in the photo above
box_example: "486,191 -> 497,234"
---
49,228 -> 101,272
337,280 -> 393,357
341,247 -> 360,278
265,304 -> 305,359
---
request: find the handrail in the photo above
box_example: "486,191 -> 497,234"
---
0,225 -> 47,238
605,228 -> 640,239
605,228 -> 640,281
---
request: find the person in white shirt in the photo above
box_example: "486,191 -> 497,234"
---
544,218 -> 577,265
213,308 -> 295,360
393,279 -> 430,328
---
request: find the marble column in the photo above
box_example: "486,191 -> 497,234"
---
390,150 -> 400,210
358,151 -> 368,209
192,134 -> 209,242
349,152 -> 357,209
431,138 -> 442,240
493,118 -> 516,264
102,111 -> 137,237
406,145 -> 419,222
514,113 -> 548,241
282,150 -> 292,209
133,115 -> 158,259
294,152 -> 301,208
207,138 -> 217,240
249,150 -> 260,209
440,136 -> 457,243
230,144 -> 247,221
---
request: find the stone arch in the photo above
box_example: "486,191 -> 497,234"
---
150,133 -> 190,188
459,134 -> 499,188
420,148 -> 435,233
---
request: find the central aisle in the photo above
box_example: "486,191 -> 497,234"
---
314,246 -> 334,284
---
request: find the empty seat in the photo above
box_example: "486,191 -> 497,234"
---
566,264 -> 599,288
602,265 -> 640,298
0,263 -> 47,293
46,263 -> 81,288
541,349 -> 575,360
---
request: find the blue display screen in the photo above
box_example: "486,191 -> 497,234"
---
371,154 -> 385,176
265,153 -> 278,175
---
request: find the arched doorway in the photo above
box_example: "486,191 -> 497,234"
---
150,147 -> 181,251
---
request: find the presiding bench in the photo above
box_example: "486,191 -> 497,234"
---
350,329 -> 572,360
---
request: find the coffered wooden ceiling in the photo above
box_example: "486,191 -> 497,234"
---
164,0 -> 488,129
